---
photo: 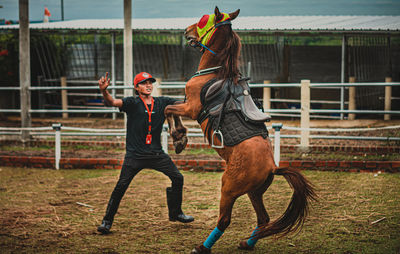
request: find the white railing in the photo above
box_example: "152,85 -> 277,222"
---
1,78 -> 400,146
2,124 -> 400,170
1,78 -> 399,117
0,124 -> 282,169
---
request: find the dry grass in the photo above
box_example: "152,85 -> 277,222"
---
0,167 -> 399,253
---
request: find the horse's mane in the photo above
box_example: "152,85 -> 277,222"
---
215,28 -> 241,84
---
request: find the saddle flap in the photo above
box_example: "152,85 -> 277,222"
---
242,93 -> 271,122
209,104 -> 223,116
236,79 -> 271,122
204,80 -> 226,103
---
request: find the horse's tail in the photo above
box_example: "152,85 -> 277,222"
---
254,167 -> 317,240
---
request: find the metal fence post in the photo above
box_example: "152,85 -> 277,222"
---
37,76 -> 44,118
300,80 -> 310,149
161,125 -> 168,154
52,123 -> 62,170
272,123 -> 283,167
340,35 -> 347,120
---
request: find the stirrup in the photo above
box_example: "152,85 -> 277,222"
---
211,130 -> 224,148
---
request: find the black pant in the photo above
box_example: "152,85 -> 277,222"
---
103,154 -> 183,222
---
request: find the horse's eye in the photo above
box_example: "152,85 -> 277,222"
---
197,15 -> 210,29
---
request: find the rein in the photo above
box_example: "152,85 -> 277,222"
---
194,41 -> 217,55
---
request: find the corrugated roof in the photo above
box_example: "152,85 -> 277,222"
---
1,16 -> 399,32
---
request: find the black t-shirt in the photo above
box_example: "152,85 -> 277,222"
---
120,96 -> 177,159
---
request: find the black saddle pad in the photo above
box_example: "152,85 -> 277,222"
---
211,111 -> 268,146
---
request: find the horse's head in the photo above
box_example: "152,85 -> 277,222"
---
185,7 -> 241,82
185,6 -> 240,52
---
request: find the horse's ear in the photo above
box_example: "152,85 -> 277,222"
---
214,6 -> 223,22
229,9 -> 240,21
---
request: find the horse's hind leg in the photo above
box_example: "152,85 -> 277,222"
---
238,173 -> 275,250
191,174 -> 244,254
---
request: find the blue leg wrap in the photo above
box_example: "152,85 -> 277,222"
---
203,227 -> 224,249
247,226 -> 259,247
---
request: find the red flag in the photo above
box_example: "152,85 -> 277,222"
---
44,7 -> 51,17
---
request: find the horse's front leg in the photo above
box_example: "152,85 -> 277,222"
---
165,102 -> 192,154
171,114 -> 188,154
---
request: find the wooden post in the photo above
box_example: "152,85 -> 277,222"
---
123,0 -> 133,126
263,80 -> 271,112
384,77 -> 392,120
61,77 -> 68,118
111,32 -> 116,120
123,0 -> 133,98
300,80 -> 310,149
348,76 -> 356,120
153,78 -> 162,97
19,0 -> 31,141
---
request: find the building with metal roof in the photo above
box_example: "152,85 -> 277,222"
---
1,16 -> 400,33
1,15 -> 399,117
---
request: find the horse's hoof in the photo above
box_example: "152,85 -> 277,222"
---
238,240 -> 254,251
174,135 -> 188,154
191,244 -> 211,254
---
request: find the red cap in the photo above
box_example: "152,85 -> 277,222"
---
133,72 -> 156,87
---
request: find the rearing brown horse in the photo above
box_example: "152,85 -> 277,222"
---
165,7 -> 316,253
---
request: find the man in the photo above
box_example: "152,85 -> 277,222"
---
97,72 -> 194,234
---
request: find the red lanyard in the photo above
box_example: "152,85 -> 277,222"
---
139,96 -> 154,134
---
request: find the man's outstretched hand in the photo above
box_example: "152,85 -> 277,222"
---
99,72 -> 110,92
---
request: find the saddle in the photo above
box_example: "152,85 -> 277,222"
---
199,78 -> 271,123
198,78 -> 270,148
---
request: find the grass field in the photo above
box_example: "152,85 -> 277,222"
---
0,167 -> 399,254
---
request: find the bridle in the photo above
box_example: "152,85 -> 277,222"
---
185,16 -> 233,102
190,18 -> 232,55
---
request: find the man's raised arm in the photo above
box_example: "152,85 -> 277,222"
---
98,72 -> 123,108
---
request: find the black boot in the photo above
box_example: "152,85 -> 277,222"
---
166,187 -> 194,223
97,198 -> 117,234
97,219 -> 112,234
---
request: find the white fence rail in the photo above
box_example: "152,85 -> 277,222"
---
1,124 -> 400,169
1,79 -> 398,117
1,78 -> 400,146
0,124 -> 283,169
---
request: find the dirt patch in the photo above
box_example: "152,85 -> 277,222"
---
0,167 -> 399,253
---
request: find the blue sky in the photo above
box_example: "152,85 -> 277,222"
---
0,0 -> 399,21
